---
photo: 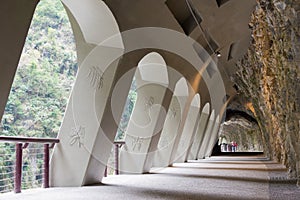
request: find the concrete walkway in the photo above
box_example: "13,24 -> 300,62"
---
1,156 -> 299,200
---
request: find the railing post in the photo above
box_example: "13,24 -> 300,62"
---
104,166 -> 107,177
43,144 -> 49,188
114,144 -> 119,175
14,143 -> 23,193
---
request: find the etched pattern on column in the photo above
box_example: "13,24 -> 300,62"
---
144,96 -> 154,111
69,126 -> 85,148
88,66 -> 104,90
158,134 -> 170,149
125,135 -> 148,152
131,136 -> 144,151
168,107 -> 177,118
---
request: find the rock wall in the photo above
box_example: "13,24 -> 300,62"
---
234,0 -> 300,186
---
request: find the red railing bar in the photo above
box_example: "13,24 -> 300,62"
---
49,143 -> 56,149
104,166 -> 107,177
14,143 -> 23,193
22,143 -> 29,149
114,144 -> 120,175
44,144 -> 50,188
0,136 -> 59,144
114,141 -> 125,145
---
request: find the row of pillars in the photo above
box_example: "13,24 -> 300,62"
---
50,51 -> 221,186
49,0 -> 223,185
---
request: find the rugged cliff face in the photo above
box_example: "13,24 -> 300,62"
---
233,0 -> 300,185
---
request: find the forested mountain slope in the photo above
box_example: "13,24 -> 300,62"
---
0,0 -> 77,138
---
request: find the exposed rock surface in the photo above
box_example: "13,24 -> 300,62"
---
232,0 -> 300,186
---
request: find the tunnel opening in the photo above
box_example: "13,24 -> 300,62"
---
212,109 -> 264,156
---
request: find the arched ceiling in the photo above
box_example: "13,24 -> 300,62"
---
0,0 -> 257,122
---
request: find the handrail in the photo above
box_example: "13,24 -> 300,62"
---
0,135 -> 60,193
114,141 -> 125,145
0,136 -> 59,144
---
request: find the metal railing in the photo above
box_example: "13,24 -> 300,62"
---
104,141 -> 125,176
0,136 -> 59,193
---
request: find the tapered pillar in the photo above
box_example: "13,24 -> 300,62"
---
50,0 -> 124,186
174,94 -> 201,163
205,116 -> 220,157
120,53 -> 173,173
197,111 -> 215,159
153,78 -> 189,167
152,97 -> 181,167
188,103 -> 210,160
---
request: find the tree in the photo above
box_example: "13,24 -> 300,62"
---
1,0 -> 77,138
0,0 -> 77,192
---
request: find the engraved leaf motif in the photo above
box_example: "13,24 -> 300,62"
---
70,126 -> 85,148
88,66 -> 104,90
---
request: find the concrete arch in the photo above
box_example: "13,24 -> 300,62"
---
174,77 -> 189,97
202,103 -> 211,114
50,0 -> 123,186
174,93 -> 201,163
197,110 -> 215,159
138,52 -> 169,85
92,24 -> 225,118
188,102 -> 211,160
61,0 -> 123,46
153,77 -> 190,167
191,93 -> 201,107
170,77 -> 189,118
128,52 -> 169,126
120,52 -> 172,173
83,27 -> 226,164
50,0 -> 227,186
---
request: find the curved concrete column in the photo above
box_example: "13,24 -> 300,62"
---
205,115 -> 220,157
120,52 -> 172,174
152,77 -> 189,167
175,94 -> 201,163
152,96 -> 181,167
166,78 -> 196,165
50,0 -> 124,186
197,110 -> 215,159
188,103 -> 210,160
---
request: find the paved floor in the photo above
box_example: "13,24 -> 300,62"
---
1,156 -> 299,200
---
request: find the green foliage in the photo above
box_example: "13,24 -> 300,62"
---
115,78 -> 137,141
0,0 -> 77,192
0,143 -> 15,192
0,0 -> 77,138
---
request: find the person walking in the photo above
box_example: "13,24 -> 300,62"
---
231,141 -> 238,152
